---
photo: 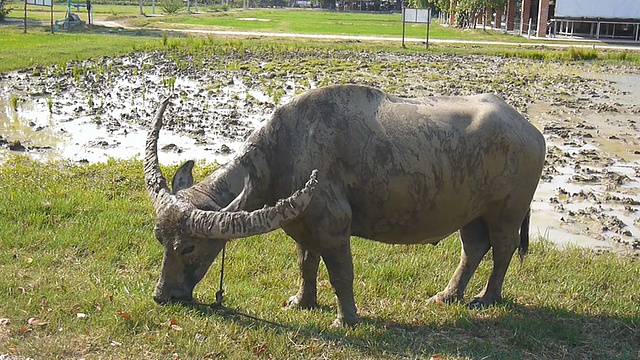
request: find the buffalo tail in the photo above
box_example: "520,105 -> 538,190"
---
518,209 -> 530,262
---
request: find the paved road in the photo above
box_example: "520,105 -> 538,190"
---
94,20 -> 640,52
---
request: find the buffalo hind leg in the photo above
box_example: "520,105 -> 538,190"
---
321,239 -> 359,327
468,226 -> 520,309
427,217 -> 491,305
286,243 -> 321,309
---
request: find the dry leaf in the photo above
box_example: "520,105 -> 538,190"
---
172,353 -> 179,360
170,318 -> 178,326
0,318 -> 9,326
19,325 -> 30,335
117,309 -> 131,321
170,324 -> 183,331
430,354 -> 443,360
433,298 -> 446,306
253,343 -> 267,357
110,340 -> 122,347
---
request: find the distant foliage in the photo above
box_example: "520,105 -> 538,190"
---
0,0 -> 13,21
162,0 -> 183,14
417,0 -> 507,28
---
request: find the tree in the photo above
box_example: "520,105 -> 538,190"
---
450,0 -> 505,28
407,0 -> 436,8
0,0 -> 13,21
432,0 -> 450,12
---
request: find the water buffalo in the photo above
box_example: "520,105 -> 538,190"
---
144,84 -> 546,327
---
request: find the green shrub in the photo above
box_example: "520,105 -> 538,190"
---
161,0 -> 183,14
210,3 -> 230,11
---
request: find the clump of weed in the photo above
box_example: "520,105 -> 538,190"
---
46,95 -> 53,114
9,94 -> 20,111
162,76 -> 176,93
567,47 -> 598,60
161,33 -> 168,47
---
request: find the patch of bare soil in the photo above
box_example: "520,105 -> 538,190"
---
1,48 -> 639,255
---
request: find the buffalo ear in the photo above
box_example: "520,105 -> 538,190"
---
221,175 -> 252,212
171,160 -> 195,194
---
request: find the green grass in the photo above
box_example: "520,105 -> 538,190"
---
0,27 -> 165,72
0,155 -> 638,359
126,8 -> 529,42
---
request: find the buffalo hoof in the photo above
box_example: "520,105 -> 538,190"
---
331,315 -> 360,328
284,294 -> 317,310
426,292 -> 457,305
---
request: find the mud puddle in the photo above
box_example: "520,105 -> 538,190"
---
1,49 -> 639,255
0,73 -> 285,164
529,72 -> 640,254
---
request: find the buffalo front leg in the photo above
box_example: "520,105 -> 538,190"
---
321,240 -> 359,327
428,218 -> 491,305
286,243 -> 320,309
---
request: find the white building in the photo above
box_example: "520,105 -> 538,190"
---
521,0 -> 640,41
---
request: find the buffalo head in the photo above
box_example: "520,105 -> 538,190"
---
143,98 -> 317,304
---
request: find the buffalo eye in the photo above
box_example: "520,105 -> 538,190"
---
181,245 -> 195,255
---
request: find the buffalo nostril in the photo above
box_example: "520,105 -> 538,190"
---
153,295 -> 168,305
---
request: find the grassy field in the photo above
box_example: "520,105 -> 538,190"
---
0,156 -> 638,359
6,2 -> 160,22
0,26 -> 167,72
1,23 -> 639,74
8,3 -> 531,42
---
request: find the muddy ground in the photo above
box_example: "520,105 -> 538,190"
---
1,46 -> 639,255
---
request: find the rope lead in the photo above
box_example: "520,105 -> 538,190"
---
215,244 -> 226,306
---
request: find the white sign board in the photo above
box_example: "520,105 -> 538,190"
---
26,0 -> 52,6
403,8 -> 431,24
555,0 -> 640,20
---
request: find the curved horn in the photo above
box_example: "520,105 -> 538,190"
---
185,170 -> 318,239
144,97 -> 173,213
